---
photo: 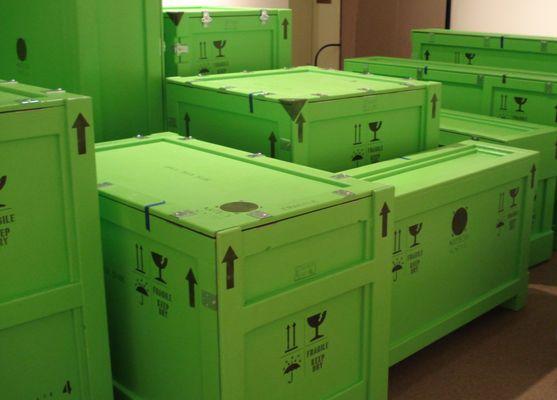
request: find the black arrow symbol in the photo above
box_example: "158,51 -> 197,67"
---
269,132 -> 277,158
430,94 -> 438,119
184,113 -> 191,136
62,380 -> 72,394
297,114 -> 306,143
186,268 -> 197,308
531,164 -> 537,188
222,246 -> 238,289
424,50 -> 431,60
554,105 -> 557,123
282,18 -> 289,39
380,202 -> 390,238
73,113 -> 90,155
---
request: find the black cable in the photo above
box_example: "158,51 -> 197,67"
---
445,0 -> 452,29
314,43 -> 341,66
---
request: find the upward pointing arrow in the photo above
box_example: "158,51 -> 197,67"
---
430,94 -> 438,119
269,132 -> 277,158
531,164 -> 537,188
72,113 -> 90,155
297,114 -> 306,143
380,202 -> 391,238
186,269 -> 197,308
222,247 -> 238,289
184,113 -> 191,136
424,50 -> 431,60
282,18 -> 289,40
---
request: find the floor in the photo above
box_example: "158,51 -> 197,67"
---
389,254 -> 557,400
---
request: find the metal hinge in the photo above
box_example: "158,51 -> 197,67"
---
19,98 -> 40,105
260,9 -> 270,24
201,11 -> 213,27
174,43 -> 189,56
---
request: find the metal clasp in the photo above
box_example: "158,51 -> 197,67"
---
260,9 -> 270,24
201,11 -> 213,27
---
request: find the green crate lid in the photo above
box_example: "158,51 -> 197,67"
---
344,141 -> 536,198
0,80 -> 81,112
167,66 -> 432,102
163,6 -> 287,15
414,28 -> 557,44
96,132 -> 384,237
346,56 -> 557,83
441,109 -> 557,142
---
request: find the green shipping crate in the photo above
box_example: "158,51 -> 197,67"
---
0,81 -> 112,398
166,67 -> 441,172
440,110 -> 557,266
344,56 -> 557,128
163,7 -> 292,77
0,0 -> 164,142
342,142 -> 537,365
97,132 -> 394,400
412,28 -> 557,74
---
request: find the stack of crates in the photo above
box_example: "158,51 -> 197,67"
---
163,7 -> 292,77
166,66 -> 441,172
0,81 -> 113,398
96,132 -> 394,400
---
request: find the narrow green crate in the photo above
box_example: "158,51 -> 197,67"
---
412,28 -> 557,74
163,7 -> 292,77
0,81 -> 112,398
0,0 -> 164,142
344,56 -> 557,128
96,132 -> 394,400
440,110 -> 557,265
166,67 -> 441,172
342,141 -> 537,365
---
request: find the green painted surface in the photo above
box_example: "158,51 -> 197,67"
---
96,132 -> 394,400
342,142 -> 536,365
0,0 -> 164,142
166,67 -> 441,172
440,110 -> 557,265
344,56 -> 557,128
163,6 -> 292,77
0,82 -> 113,398
412,28 -> 557,74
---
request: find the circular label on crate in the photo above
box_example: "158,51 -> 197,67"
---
16,38 -> 27,62
452,207 -> 468,236
220,201 -> 259,213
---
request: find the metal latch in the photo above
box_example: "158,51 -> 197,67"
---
201,11 -> 213,27
260,9 -> 270,24
19,98 -> 40,105
174,43 -> 189,56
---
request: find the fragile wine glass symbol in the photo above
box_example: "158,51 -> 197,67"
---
213,40 -> 227,57
465,53 -> 476,65
151,252 -> 168,284
369,121 -> 383,142
0,175 -> 6,208
409,223 -> 423,247
307,311 -> 327,342
510,187 -> 519,207
514,97 -> 527,112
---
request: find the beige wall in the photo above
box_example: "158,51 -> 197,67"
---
451,0 -> 557,36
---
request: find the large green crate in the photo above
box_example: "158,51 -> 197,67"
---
344,56 -> 557,128
96,132 -> 394,400
163,7 -> 292,77
342,142 -> 536,365
440,110 -> 557,266
166,67 -> 441,172
0,0 -> 164,142
0,81 -> 112,398
412,28 -> 557,74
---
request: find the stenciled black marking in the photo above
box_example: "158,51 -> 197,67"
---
16,38 -> 27,61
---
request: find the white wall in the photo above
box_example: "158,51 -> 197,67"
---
163,0 -> 288,8
451,0 -> 557,37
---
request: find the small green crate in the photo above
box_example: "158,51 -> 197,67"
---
163,7 -> 292,77
342,141 -> 537,365
344,56 -> 557,128
166,67 -> 441,172
96,132 -> 394,400
0,81 -> 112,398
412,28 -> 557,74
0,0 -> 164,142
440,109 -> 557,265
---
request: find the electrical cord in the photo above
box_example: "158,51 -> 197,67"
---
314,43 -> 341,66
